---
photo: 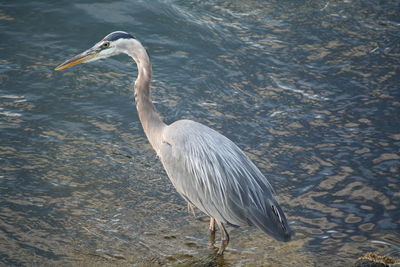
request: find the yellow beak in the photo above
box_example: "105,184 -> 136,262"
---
54,49 -> 98,71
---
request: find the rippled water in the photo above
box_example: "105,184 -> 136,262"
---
1,0 -> 399,266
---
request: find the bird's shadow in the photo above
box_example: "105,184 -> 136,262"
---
176,231 -> 228,267
174,251 -> 226,267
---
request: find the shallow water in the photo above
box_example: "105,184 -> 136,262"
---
1,0 -> 399,266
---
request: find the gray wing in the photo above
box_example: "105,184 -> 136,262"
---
159,119 -> 292,241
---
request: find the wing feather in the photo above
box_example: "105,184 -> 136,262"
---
159,119 -> 291,240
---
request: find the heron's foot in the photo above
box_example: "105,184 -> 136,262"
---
216,221 -> 229,256
217,239 -> 229,256
209,229 -> 216,246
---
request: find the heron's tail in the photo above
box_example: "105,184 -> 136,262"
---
248,201 -> 293,242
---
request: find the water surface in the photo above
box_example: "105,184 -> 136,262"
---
1,0 -> 399,266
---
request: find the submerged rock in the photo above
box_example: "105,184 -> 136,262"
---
354,252 -> 397,267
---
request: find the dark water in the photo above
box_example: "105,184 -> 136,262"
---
1,0 -> 399,266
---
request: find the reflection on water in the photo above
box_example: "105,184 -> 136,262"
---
1,0 -> 399,266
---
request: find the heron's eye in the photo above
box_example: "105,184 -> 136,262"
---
102,42 -> 110,48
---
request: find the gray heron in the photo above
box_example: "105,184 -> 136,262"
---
55,31 -> 293,255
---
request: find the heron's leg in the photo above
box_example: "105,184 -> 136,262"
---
209,217 -> 216,246
216,221 -> 229,255
209,217 -> 216,233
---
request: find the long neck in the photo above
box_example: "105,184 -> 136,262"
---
127,41 -> 166,154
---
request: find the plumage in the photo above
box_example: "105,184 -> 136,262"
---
55,31 -> 293,255
160,120 -> 291,241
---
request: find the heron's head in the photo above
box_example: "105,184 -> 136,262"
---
55,31 -> 137,71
